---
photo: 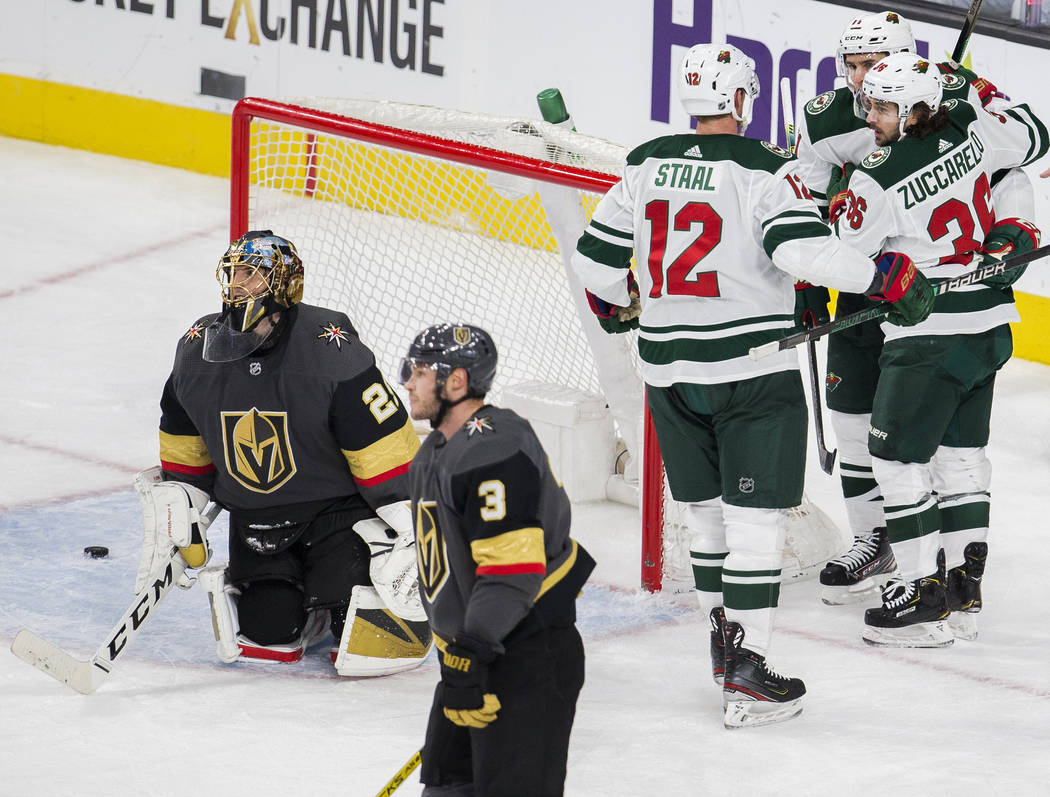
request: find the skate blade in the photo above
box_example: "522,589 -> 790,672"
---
723,697 -> 804,729
861,620 -> 954,648
820,571 -> 896,606
948,611 -> 979,641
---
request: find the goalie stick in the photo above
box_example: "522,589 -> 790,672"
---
749,243 -> 1050,360
950,0 -> 985,68
10,502 -> 221,695
781,76 -> 836,475
374,750 -> 422,797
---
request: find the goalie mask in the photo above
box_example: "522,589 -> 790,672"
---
678,43 -> 760,132
203,231 -> 304,362
399,324 -> 497,426
861,52 -> 943,139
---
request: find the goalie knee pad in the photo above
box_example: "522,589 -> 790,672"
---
237,580 -> 308,647
333,586 -> 432,677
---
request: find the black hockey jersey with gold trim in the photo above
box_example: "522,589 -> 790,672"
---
159,303 -> 418,514
409,406 -> 594,648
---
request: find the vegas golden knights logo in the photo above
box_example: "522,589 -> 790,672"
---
415,500 -> 448,602
221,408 -> 297,493
453,326 -> 471,346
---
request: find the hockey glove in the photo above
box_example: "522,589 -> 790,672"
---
438,633 -> 501,728
354,510 -> 426,622
980,217 -> 1041,290
826,163 -> 855,225
586,271 -> 641,334
867,251 -> 934,327
793,281 -> 830,329
134,466 -> 214,593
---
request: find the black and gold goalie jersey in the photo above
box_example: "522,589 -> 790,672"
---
159,303 -> 419,513
409,406 -> 595,648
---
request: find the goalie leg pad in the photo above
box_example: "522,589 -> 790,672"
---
199,565 -> 243,664
334,586 -> 433,677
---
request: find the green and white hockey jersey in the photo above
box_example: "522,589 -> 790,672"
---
795,67 -> 991,210
571,133 -> 875,387
837,99 -> 1049,342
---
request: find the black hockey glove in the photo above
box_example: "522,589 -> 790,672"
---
438,633 -> 501,728
980,217 -> 1041,290
586,270 -> 641,334
793,281 -> 830,329
867,252 -> 934,327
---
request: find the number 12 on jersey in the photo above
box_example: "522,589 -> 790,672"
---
644,200 -> 724,298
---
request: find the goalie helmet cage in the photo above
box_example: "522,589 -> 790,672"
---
229,96 -> 689,593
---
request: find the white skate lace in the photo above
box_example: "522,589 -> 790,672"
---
880,576 -> 915,609
828,535 -> 879,569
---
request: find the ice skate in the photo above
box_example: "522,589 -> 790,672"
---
946,542 -> 987,641
861,573 -> 953,648
722,621 -> 805,729
819,527 -> 897,605
709,607 -> 726,685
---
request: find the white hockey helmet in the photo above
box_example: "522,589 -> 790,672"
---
678,43 -> 760,131
836,11 -> 916,79
861,52 -> 943,138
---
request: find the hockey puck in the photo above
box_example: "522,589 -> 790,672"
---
83,546 -> 109,559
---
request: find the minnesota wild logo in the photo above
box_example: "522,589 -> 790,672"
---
862,148 -> 891,168
717,50 -> 732,64
806,91 -> 836,115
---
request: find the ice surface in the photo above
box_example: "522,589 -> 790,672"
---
2,137 -> 1049,796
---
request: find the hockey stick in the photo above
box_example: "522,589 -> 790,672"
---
781,76 -> 836,474
950,0 -> 985,67
10,503 -> 221,694
749,243 -> 1050,360
375,750 -> 422,797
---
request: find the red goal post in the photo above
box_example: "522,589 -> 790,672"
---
229,96 -> 726,593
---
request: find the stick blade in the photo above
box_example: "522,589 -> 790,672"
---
749,341 -> 782,360
11,629 -> 101,695
818,448 -> 838,475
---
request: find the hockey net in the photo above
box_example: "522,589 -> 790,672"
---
229,97 -> 845,592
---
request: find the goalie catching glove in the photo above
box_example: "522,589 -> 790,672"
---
980,217 -> 1041,290
586,270 -> 641,334
866,252 -> 934,327
353,501 -> 426,622
133,466 -> 215,593
439,633 -> 501,728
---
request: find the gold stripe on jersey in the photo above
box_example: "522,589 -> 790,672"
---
470,527 -> 546,574
535,539 -> 580,601
158,430 -> 213,469
341,418 -> 420,484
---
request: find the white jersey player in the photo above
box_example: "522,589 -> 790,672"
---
792,10 -> 1038,606
571,42 -> 932,727
837,52 -> 1047,646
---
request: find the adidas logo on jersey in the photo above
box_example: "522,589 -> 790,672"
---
684,144 -> 704,159
937,139 -> 953,153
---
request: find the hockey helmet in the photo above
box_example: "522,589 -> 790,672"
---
203,230 -> 304,362
836,11 -> 916,78
399,323 -> 498,398
861,52 -> 943,138
678,43 -> 760,131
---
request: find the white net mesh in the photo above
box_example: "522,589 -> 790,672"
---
243,98 -> 626,394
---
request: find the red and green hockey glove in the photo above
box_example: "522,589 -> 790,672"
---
980,217 -> 1041,290
867,251 -> 934,327
586,271 -> 641,334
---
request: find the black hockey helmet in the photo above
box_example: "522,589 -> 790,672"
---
399,323 -> 498,398
203,230 -> 304,362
